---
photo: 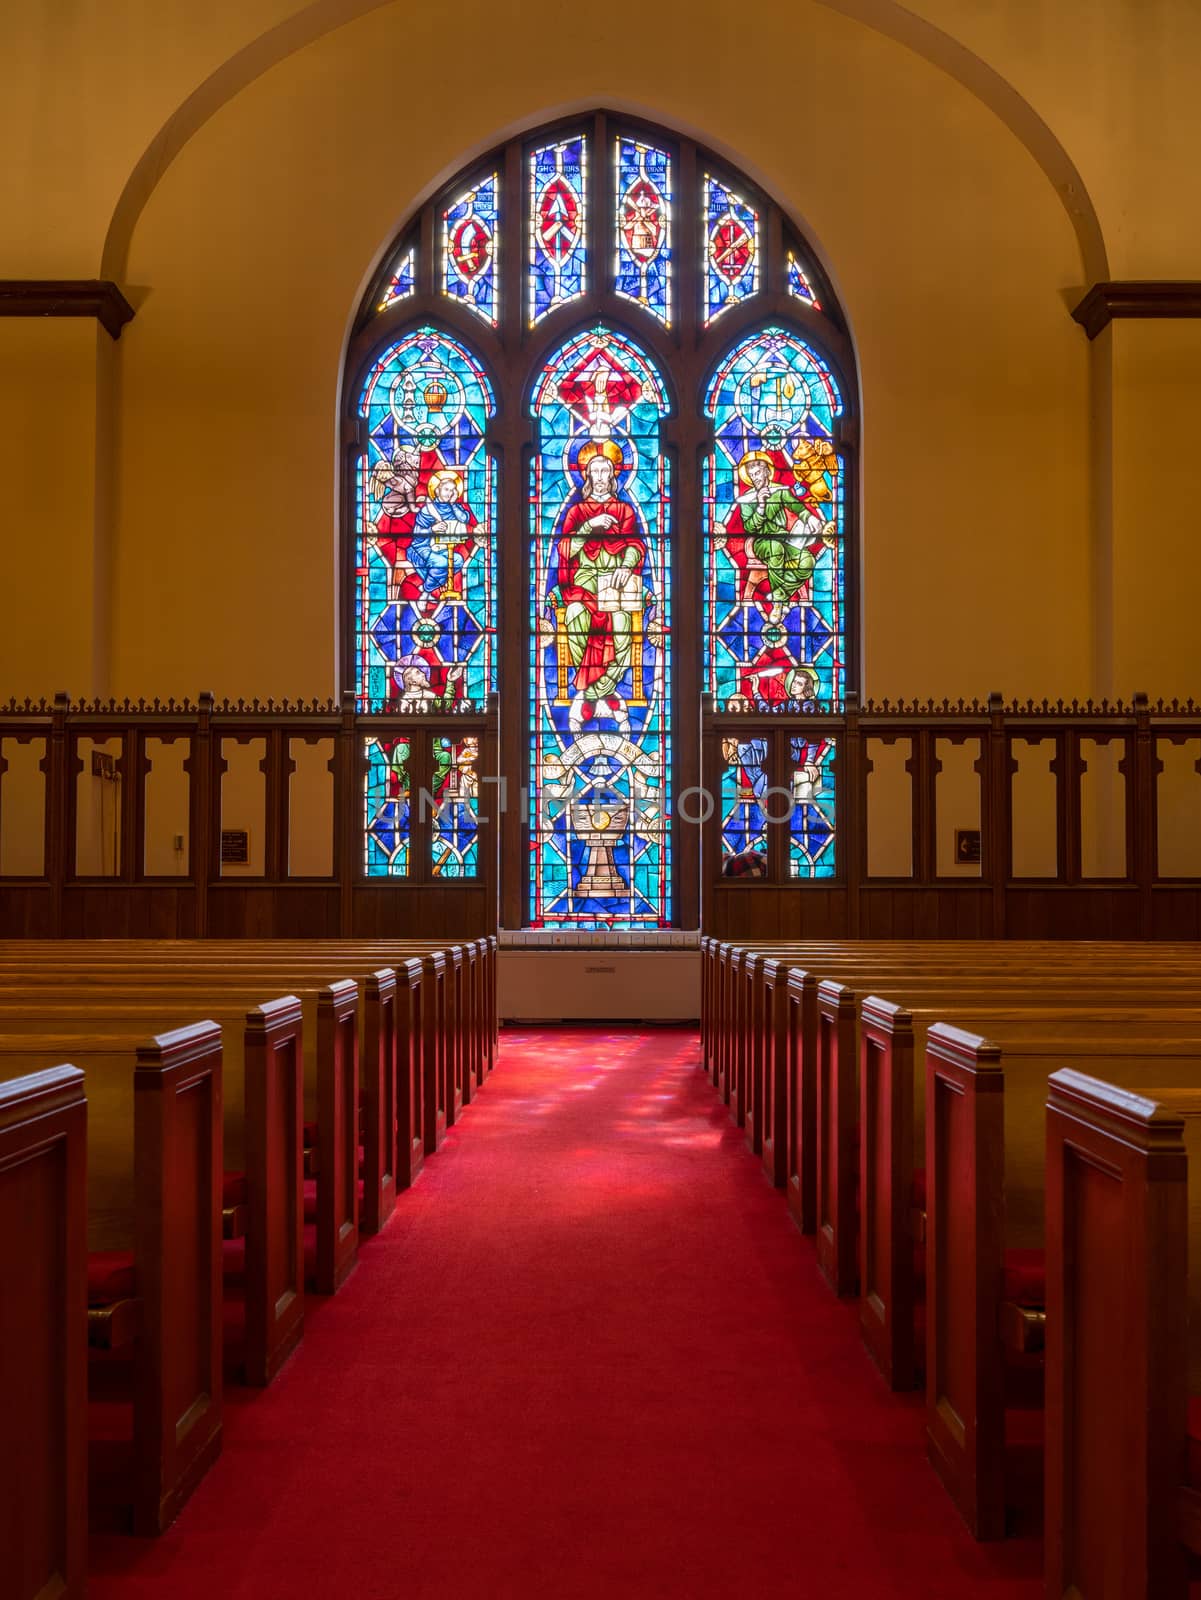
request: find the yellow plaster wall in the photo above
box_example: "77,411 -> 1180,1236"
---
1111,320 -> 1201,699
0,320 -> 100,692
102,0 -> 1089,705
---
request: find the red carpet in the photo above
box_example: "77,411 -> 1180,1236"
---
89,1027 -> 1041,1598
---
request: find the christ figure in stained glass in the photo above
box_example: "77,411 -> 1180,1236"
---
547,442 -> 652,713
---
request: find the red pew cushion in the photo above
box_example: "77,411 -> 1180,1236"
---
87,1250 -> 135,1306
1003,1248 -> 1046,1307
304,1177 -> 317,1224
223,1169 -> 248,1206
303,1121 -> 319,1146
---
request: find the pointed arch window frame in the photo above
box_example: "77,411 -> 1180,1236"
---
342,110 -> 861,930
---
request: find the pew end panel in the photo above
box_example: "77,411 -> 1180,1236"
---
395,959 -> 424,1187
859,997 -> 916,1392
361,969 -> 397,1236
242,997 -> 304,1386
421,952 -> 448,1154
0,1066 -> 87,1600
315,979 -> 360,1294
924,1023 -> 1007,1541
1045,1071 -> 1200,1600
130,1021 -> 224,1535
786,968 -> 818,1234
816,980 -> 859,1297
760,960 -> 790,1187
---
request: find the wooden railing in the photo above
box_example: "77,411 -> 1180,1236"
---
701,691 -> 1201,940
0,693 -> 497,939
5,688 -> 1201,940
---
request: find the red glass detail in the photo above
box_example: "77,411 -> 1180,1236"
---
710,214 -> 754,284
556,347 -> 644,430
537,175 -> 582,262
621,179 -> 664,262
449,216 -> 491,282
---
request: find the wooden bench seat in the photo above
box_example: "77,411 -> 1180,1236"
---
0,1066 -> 87,1598
1,1024 -> 224,1538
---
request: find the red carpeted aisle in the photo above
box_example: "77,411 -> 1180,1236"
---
89,1027 -> 1041,1599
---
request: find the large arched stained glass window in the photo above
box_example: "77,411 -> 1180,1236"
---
346,114 -> 856,924
530,328 -> 671,928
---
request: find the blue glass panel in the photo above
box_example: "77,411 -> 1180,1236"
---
529,326 -> 672,930
377,247 -> 415,311
789,735 -> 836,878
443,174 -> 498,324
704,174 -> 758,324
615,138 -> 672,325
705,326 -> 844,710
431,736 -> 480,878
355,328 -> 496,713
720,737 -> 770,866
364,736 -> 411,877
787,252 -> 820,309
528,137 -> 587,325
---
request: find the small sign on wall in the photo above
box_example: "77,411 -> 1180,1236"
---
954,828 -> 982,865
220,829 -> 250,865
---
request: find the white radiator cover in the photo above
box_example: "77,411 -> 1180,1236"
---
498,950 -> 700,1022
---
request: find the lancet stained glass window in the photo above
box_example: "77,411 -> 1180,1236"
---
355,328 -> 496,715
787,253 -> 821,309
378,248 -> 415,311
790,735 -> 836,878
704,174 -> 758,323
704,327 -> 844,711
529,327 -> 672,929
364,735 -> 411,876
431,736 -> 480,878
351,119 -> 856,918
529,137 -> 587,325
615,138 -> 672,325
443,175 -> 499,324
720,736 -> 770,864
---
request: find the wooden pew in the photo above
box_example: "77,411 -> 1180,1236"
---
0,1066 -> 87,1600
1044,1070 -> 1201,1600
923,1022 -> 1201,1541
1,1024 -> 225,1536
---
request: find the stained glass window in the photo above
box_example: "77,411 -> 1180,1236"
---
355,328 -> 496,713
789,735 -> 836,878
443,175 -> 499,324
353,123 -> 856,919
704,326 -> 844,711
528,137 -> 587,325
529,326 -> 671,930
787,253 -> 821,309
615,138 -> 672,325
704,174 -> 758,323
364,736 -> 411,876
720,736 -> 770,864
431,736 -> 480,878
377,248 -> 415,311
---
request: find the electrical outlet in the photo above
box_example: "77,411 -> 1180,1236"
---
173,834 -> 185,852
90,751 -> 116,781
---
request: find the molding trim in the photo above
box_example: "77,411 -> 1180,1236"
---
0,280 -> 135,340
1072,281 -> 1201,340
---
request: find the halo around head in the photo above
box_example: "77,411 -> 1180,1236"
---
576,440 -> 624,477
737,449 -> 777,486
426,468 -> 464,499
